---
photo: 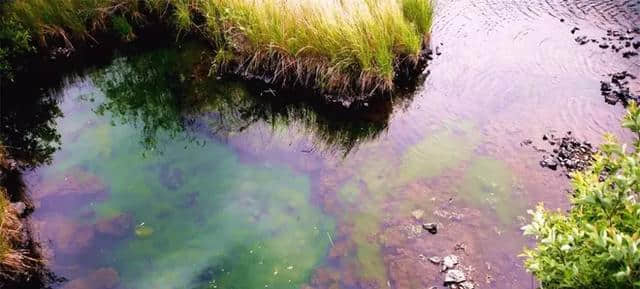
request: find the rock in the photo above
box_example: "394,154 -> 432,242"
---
444,269 -> 466,284
10,202 -> 26,215
429,256 -> 442,264
570,27 -> 579,34
422,223 -> 438,234
540,156 -> 558,170
459,281 -> 475,289
442,255 -> 459,270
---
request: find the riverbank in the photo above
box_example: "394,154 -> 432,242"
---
1,0 -> 433,98
0,145 -> 50,288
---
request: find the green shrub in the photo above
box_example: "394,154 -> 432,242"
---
522,102 -> 640,289
0,5 -> 35,82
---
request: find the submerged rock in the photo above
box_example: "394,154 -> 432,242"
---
411,209 -> 425,220
62,268 -> 119,289
422,223 -> 438,234
444,269 -> 466,284
95,214 -> 133,237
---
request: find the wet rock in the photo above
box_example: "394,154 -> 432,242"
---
422,223 -> 438,234
574,36 -> 589,45
601,71 -> 638,106
429,256 -> 442,264
540,156 -> 558,170
444,269 -> 466,284
535,131 -> 595,175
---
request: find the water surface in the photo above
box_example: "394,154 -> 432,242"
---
15,1 -> 640,289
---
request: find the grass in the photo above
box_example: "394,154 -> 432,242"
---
0,145 -> 38,280
2,0 -> 433,96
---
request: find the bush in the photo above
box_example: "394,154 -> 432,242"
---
0,4 -> 34,82
522,102 -> 640,288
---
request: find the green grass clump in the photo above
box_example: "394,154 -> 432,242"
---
203,0 -> 433,94
2,0 -> 433,96
522,102 -> 640,288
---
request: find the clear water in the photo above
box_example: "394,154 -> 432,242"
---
18,0 -> 640,289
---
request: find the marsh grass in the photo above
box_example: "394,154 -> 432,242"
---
4,0 -> 433,95
205,0 -> 433,95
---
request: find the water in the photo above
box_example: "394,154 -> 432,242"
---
8,0 -> 640,289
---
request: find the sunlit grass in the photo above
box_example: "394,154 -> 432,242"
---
204,0 -> 433,93
5,0 -> 433,94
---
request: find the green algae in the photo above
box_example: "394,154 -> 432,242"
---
458,157 -> 525,224
33,50 -> 335,289
333,124 -> 480,286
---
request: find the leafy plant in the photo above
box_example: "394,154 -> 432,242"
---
522,102 -> 640,289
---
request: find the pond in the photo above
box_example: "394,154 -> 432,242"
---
9,0 -> 640,289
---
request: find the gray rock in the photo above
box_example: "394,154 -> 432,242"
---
444,269 -> 466,284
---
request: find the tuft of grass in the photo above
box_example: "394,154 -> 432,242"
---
0,145 -> 40,280
203,0 -> 433,94
3,0 -> 433,95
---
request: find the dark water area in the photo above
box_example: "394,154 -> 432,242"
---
3,1 -> 640,289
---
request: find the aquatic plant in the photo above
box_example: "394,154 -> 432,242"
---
2,0 -> 433,96
522,102 -> 640,289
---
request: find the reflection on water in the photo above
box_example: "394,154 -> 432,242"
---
87,42 -> 401,156
6,0 -> 640,289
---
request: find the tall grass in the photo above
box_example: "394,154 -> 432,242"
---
4,0 -> 433,95
0,145 -> 38,279
204,0 -> 433,94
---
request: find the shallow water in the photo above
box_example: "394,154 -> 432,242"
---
11,0 -> 640,289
